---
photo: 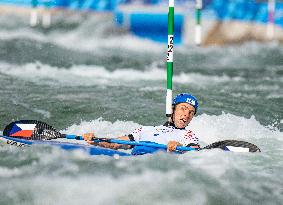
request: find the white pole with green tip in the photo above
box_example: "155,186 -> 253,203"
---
166,0 -> 174,118
267,0 -> 275,40
30,0 -> 38,27
42,0 -> 52,28
195,0 -> 202,46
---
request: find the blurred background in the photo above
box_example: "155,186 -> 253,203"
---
0,0 -> 282,44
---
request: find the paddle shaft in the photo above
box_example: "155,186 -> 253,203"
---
63,134 -> 196,151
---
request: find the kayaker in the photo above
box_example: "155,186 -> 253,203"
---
83,93 -> 200,154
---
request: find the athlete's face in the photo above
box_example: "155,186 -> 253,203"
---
173,103 -> 195,129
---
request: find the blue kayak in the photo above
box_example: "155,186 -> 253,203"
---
1,120 -> 261,155
0,135 -> 131,157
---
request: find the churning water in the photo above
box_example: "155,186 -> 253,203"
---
0,13 -> 282,205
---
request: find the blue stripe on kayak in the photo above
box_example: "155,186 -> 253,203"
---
0,136 -> 131,157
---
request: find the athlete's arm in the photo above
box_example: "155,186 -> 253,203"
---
99,135 -> 132,150
83,133 -> 132,150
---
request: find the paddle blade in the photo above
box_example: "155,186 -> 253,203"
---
3,120 -> 62,140
203,140 -> 261,153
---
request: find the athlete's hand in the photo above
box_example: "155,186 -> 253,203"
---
167,141 -> 182,152
83,133 -> 96,145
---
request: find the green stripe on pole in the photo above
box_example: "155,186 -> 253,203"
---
168,7 -> 174,34
167,63 -> 173,89
195,0 -> 202,46
196,8 -> 201,25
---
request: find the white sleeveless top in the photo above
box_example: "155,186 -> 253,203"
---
130,125 -> 199,146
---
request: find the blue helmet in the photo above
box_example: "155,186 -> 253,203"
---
172,93 -> 199,114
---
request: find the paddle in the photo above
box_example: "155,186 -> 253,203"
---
2,120 -> 261,152
66,136 -> 196,152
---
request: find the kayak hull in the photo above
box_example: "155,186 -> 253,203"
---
0,135 -> 131,157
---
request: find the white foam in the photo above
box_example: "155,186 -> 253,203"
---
267,93 -> 283,99
0,29 -> 47,42
188,112 -> 282,144
62,113 -> 282,147
12,170 -> 204,205
0,167 -> 22,177
62,118 -> 141,138
55,32 -> 164,53
0,62 -> 243,87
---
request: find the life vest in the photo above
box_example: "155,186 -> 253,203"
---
129,123 -> 199,155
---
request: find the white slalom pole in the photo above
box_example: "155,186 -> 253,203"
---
195,0 -> 202,46
30,0 -> 38,27
267,0 -> 275,40
166,0 -> 174,118
42,0 -> 51,28
42,11 -> 51,28
30,9 -> 38,27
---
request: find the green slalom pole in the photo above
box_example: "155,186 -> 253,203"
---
166,0 -> 174,118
